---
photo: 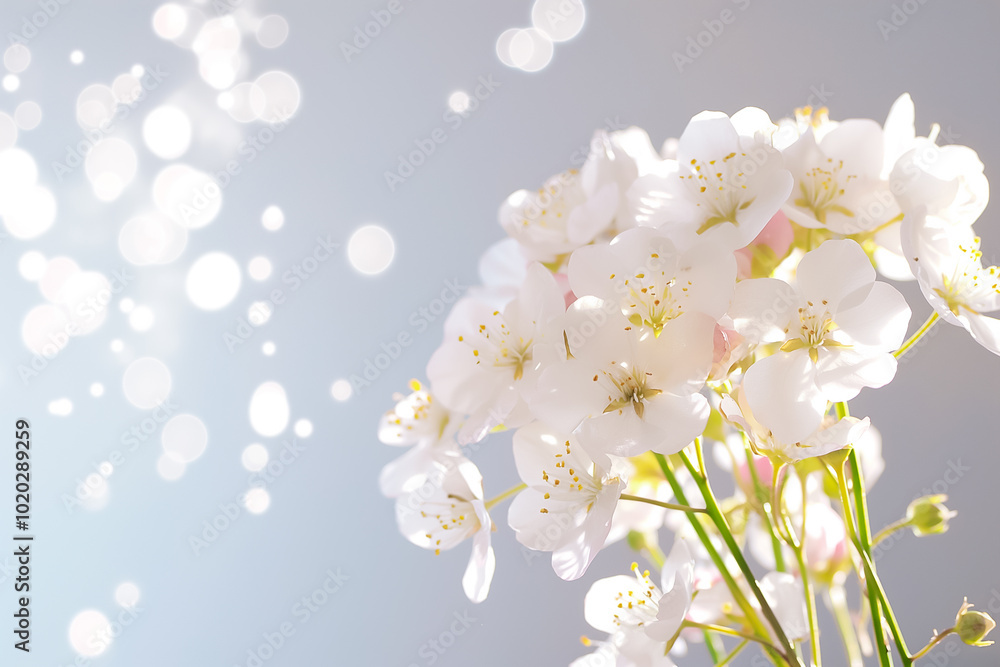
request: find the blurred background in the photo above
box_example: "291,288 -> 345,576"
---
1,0 -> 998,664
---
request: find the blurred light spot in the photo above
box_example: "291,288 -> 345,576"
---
59,271 -> 112,335
3,75 -> 20,92
119,298 -> 135,313
531,0 -> 586,42
130,64 -> 144,78
198,51 -> 241,90
0,148 -> 37,192
495,28 -> 522,67
510,28 -> 554,72
21,304 -> 69,355
162,413 -> 208,463
18,251 -> 46,281
249,70 -> 301,122
156,454 -> 185,481
294,419 -> 313,438
76,84 -> 117,130
222,82 -> 257,123
69,50 -> 84,65
256,15 -> 289,48
153,3 -> 188,40
262,341 -> 276,356
48,398 -> 73,416
143,106 -> 192,159
347,224 -> 394,275
0,112 -> 16,150
248,300 -> 273,326
111,74 -> 142,104
85,138 -> 138,201
129,305 -> 155,331
261,205 -> 284,230
68,610 -> 112,657
13,101 -> 41,130
248,256 -> 272,281
90,382 -> 104,397
241,443 -> 268,471
448,91 -> 471,113
249,381 -> 289,437
1,184 -> 57,238
330,379 -> 352,402
3,44 -> 30,73
243,487 -> 270,514
216,91 -> 234,110
38,256 -> 79,301
98,461 -> 114,476
115,583 -> 141,609
110,339 -> 124,353
119,213 -> 188,265
186,252 -> 241,310
122,357 -> 172,409
152,164 -> 223,229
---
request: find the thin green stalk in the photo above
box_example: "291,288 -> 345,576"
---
704,629 -> 724,663
826,585 -> 863,667
678,449 -> 801,665
743,438 -> 786,573
873,518 -> 914,546
910,629 -> 954,660
718,639 -> 750,666
850,534 -> 913,666
684,620 -> 784,653
654,454 -> 794,666
484,483 -> 526,510
618,493 -> 708,514
797,473 -> 822,667
893,311 -> 940,359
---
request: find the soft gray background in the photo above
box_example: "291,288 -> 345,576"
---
1,0 -> 998,665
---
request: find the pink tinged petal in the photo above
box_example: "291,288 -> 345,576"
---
462,502 -> 495,603
744,351 -> 826,444
552,481 -> 623,581
729,278 -> 797,344
835,281 -> 911,349
814,349 -> 898,401
962,312 -> 1000,356
751,210 -> 794,257
795,239 -> 875,312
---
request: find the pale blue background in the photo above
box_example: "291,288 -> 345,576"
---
1,0 -> 998,665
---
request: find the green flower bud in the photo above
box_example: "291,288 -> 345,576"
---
906,494 -> 957,536
955,599 -> 996,647
626,530 -> 647,552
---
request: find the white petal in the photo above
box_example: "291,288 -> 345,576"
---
462,502 -> 496,603
744,351 -> 826,444
552,481 -> 622,581
962,312 -> 1000,356
814,349 -> 898,401
835,281 -> 911,350
795,239 -> 875,312
729,278 -> 797,344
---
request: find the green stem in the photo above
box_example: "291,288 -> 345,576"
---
704,629 -> 724,663
655,454 -> 794,666
717,639 -> 750,666
873,518 -> 915,546
679,449 -> 802,666
893,311 -> 940,359
484,483 -> 526,510
683,620 -> 783,653
618,493 -> 708,514
834,455 -> 892,667
796,473 -> 822,667
910,629 -> 954,661
744,438 -> 786,573
826,585 -> 863,667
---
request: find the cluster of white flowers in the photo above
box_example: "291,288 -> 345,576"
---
378,95 -> 997,666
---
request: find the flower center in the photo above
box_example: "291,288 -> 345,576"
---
679,153 -> 757,234
620,269 -> 687,337
599,363 -> 663,419
610,563 -> 661,628
422,497 -> 481,556
466,317 -> 534,380
780,301 -> 847,363
793,159 -> 857,225
932,237 -> 1000,316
